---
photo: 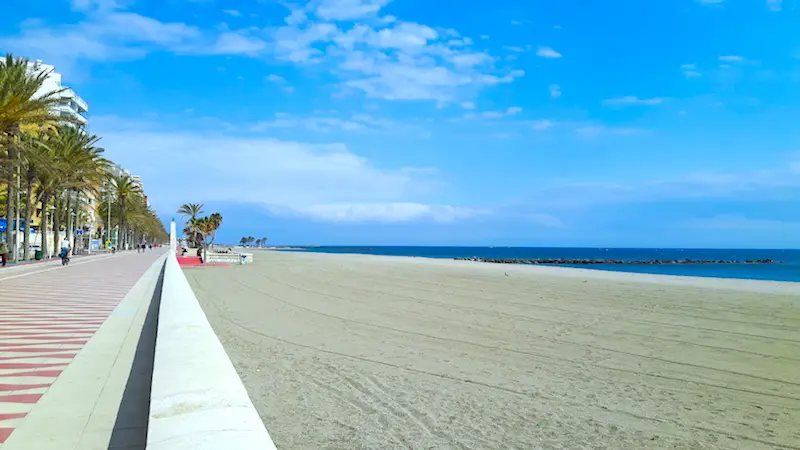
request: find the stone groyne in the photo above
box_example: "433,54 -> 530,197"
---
454,257 -> 780,265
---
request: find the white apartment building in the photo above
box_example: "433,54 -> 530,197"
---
27,60 -> 89,127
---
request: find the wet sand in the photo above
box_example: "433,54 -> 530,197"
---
186,250 -> 800,450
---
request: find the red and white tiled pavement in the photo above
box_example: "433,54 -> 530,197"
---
0,251 -> 163,445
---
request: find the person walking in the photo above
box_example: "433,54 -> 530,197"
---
0,239 -> 8,267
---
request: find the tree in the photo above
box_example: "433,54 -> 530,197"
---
177,203 -> 204,247
110,173 -> 141,250
0,54 -> 64,260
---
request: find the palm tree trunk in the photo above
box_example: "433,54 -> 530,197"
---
64,190 -> 73,247
22,170 -> 33,260
118,200 -> 125,250
5,147 -> 17,261
53,196 -> 61,253
40,193 -> 49,258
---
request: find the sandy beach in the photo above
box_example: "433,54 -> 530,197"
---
186,250 -> 800,450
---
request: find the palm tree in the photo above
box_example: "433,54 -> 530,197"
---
207,212 -> 222,246
110,173 -> 141,250
261,237 -> 268,248
177,203 -> 204,247
1,54 -> 64,259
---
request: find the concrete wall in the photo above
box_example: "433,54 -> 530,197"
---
148,222 -> 276,449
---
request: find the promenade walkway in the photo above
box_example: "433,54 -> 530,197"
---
0,250 -> 165,450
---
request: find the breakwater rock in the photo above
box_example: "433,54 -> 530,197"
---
454,257 -> 781,265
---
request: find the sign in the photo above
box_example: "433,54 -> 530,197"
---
76,229 -> 85,235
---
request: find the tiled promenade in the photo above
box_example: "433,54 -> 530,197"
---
0,250 -> 165,449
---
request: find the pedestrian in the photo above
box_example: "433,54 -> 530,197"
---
0,239 -> 7,267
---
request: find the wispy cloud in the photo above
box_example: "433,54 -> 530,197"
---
697,0 -> 725,5
265,74 -> 294,92
531,119 -> 554,131
549,84 -> 561,98
575,125 -> 643,137
464,106 -> 522,120
251,112 -> 420,134
268,2 -> 524,103
767,0 -> 783,11
684,214 -> 800,230
536,46 -> 562,58
603,96 -> 666,107
3,0 -> 524,105
719,55 -> 744,62
223,9 -> 242,17
92,116 -> 462,223
681,63 -> 701,78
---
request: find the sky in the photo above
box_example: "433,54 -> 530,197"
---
1,0 -> 799,248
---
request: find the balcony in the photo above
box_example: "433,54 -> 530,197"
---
54,104 -> 88,126
61,88 -> 89,113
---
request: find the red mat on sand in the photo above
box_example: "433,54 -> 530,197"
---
176,256 -> 229,268
177,257 -> 203,267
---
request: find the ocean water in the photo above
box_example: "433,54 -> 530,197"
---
284,246 -> 800,282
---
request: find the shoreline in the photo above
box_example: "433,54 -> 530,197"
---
279,249 -> 800,294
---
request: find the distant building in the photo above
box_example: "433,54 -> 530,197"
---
28,60 -> 90,231
27,60 -> 89,127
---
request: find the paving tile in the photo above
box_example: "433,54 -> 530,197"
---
0,251 -> 164,449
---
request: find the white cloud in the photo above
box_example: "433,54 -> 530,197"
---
528,161 -> 800,210
575,125 -> 643,137
251,112 -> 415,134
90,118 -> 470,223
603,96 -> 666,106
315,0 -> 392,21
269,14 -> 522,102
681,63 -> 701,78
460,101 -> 476,110
208,32 -> 266,54
223,9 -> 242,17
531,119 -> 554,131
767,0 -> 783,11
464,106 -> 522,120
549,84 -> 561,98
288,203 -> 487,223
70,0 -> 131,12
697,0 -> 725,4
265,73 -> 294,92
536,46 -> 561,58
719,55 -> 744,62
3,0 -> 521,105
266,74 -> 287,84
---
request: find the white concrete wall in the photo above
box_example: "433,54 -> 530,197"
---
148,222 -> 276,450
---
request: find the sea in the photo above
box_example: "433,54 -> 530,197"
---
282,246 -> 800,282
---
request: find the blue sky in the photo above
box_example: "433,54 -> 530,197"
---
2,0 -> 799,247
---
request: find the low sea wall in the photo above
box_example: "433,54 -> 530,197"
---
147,234 -> 276,449
203,251 -> 254,265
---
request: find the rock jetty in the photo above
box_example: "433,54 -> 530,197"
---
454,257 -> 780,265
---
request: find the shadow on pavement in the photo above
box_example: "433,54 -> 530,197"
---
108,264 -> 164,450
